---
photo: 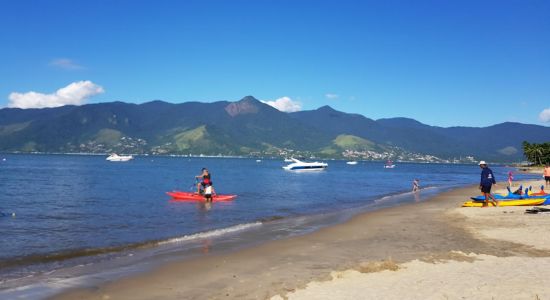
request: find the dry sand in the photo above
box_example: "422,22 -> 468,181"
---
52,180 -> 550,300
273,180 -> 550,300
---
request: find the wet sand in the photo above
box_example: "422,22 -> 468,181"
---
53,180 -> 550,300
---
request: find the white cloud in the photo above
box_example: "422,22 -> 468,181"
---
261,96 -> 301,112
539,108 -> 550,123
325,93 -> 339,100
49,58 -> 84,70
8,81 -> 104,109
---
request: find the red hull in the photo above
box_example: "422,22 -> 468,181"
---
167,191 -> 237,202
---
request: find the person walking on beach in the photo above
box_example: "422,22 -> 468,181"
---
196,168 -> 212,194
479,161 -> 498,207
544,163 -> 550,188
507,171 -> 514,188
412,178 -> 420,192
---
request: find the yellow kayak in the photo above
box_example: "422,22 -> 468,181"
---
462,199 -> 545,207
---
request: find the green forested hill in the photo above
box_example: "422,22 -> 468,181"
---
1,96 -> 549,161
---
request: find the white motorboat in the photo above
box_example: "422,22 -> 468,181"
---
346,161 -> 358,165
106,153 -> 133,162
283,158 -> 328,171
384,160 -> 395,168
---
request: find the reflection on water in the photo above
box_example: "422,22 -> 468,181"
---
414,191 -> 420,202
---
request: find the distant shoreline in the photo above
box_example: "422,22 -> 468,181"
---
0,151 -> 513,165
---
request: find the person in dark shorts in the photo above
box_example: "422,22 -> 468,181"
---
203,183 -> 215,202
196,168 -> 212,194
412,178 -> 420,192
479,161 -> 498,207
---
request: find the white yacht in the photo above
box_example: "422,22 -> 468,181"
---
384,160 -> 395,168
346,161 -> 358,165
106,153 -> 133,162
283,158 -> 328,171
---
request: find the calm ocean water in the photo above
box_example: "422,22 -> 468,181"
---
0,154 -> 536,297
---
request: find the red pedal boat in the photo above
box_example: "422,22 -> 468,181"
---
167,191 -> 237,202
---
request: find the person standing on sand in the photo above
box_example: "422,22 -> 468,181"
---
507,171 -> 514,188
479,161 -> 498,207
544,163 -> 550,188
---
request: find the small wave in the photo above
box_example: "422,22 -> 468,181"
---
257,215 -> 286,223
375,191 -> 413,202
374,185 -> 441,203
157,222 -> 262,245
0,222 -> 262,270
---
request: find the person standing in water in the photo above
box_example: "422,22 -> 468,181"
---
203,183 -> 216,202
479,161 -> 498,207
196,168 -> 212,194
412,179 -> 420,192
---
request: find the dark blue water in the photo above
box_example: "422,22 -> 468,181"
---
0,154 -> 534,296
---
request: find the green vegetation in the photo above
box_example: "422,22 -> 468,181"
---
22,141 -> 37,152
93,129 -> 123,145
1,98 -> 549,162
333,135 -> 377,150
174,126 -> 209,150
0,122 -> 30,136
320,135 -> 381,157
522,141 -> 550,165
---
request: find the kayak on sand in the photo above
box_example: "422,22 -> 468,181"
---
462,198 -> 545,207
167,191 -> 237,202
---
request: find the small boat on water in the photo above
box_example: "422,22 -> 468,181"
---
346,161 -> 358,165
283,158 -> 328,171
106,153 -> 133,162
384,160 -> 395,168
167,191 -> 237,202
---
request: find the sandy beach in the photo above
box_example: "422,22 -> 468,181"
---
52,179 -> 550,300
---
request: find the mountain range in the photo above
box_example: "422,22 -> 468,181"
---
1,96 -> 549,162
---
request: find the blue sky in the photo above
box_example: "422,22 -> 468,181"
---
1,0 -> 549,127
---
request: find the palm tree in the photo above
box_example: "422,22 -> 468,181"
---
523,141 -> 535,164
533,144 -> 544,165
523,141 -> 550,165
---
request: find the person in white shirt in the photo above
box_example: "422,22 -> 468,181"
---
204,184 -> 215,202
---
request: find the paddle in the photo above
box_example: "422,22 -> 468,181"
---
189,178 -> 199,192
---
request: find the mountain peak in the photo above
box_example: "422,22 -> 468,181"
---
317,105 -> 336,112
239,95 -> 261,103
225,96 -> 261,117
140,100 -> 171,107
376,117 -> 428,128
